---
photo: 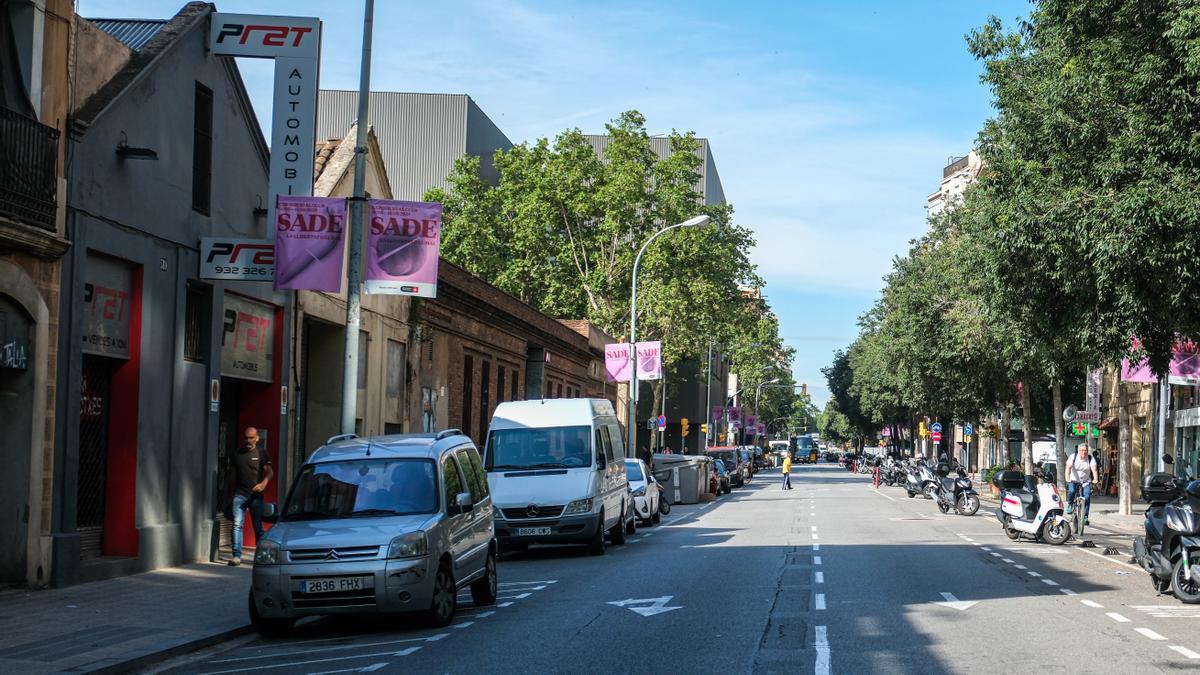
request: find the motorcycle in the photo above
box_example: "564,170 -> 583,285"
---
993,467 -> 1071,544
919,462 -> 939,500
1133,455 -> 1200,602
905,459 -> 927,498
932,463 -> 980,516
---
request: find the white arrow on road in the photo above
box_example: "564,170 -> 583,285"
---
934,592 -> 978,611
608,595 -> 682,616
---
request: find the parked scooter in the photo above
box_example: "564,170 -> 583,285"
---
932,463 -> 980,516
1133,455 -> 1200,602
919,462 -> 939,500
993,466 -> 1071,544
905,459 -> 926,498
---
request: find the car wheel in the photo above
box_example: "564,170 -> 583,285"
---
723,483 -> 731,495
470,550 -> 498,606
248,589 -> 294,638
423,562 -> 457,627
611,503 -> 628,544
659,498 -> 671,516
588,511 -> 606,556
625,505 -> 637,535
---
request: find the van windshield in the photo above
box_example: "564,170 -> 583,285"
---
486,426 -> 593,470
283,459 -> 438,521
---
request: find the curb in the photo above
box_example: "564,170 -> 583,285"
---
86,624 -> 251,674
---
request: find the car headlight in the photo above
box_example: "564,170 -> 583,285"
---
632,486 -> 646,497
564,498 -> 594,515
388,532 -> 428,559
493,505 -> 504,521
254,540 -> 281,565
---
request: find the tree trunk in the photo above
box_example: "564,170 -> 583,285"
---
1053,382 -> 1067,492
1001,404 -> 1013,466
1119,381 -> 1133,515
1020,382 -> 1034,475
650,380 -> 664,451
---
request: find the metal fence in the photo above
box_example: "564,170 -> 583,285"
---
77,357 -> 111,556
0,107 -> 59,231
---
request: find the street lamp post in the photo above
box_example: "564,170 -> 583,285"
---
754,378 -> 781,415
627,215 -> 711,459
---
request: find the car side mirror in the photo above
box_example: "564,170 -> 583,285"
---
1164,454 -> 1175,465
262,502 -> 279,524
452,492 -> 473,515
596,454 -> 607,470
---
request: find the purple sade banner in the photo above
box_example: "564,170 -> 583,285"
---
364,200 -> 441,297
274,195 -> 346,292
604,341 -> 662,382
746,414 -> 757,429
711,405 -> 724,425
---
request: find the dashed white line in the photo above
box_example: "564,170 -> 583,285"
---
451,621 -> 475,630
1135,627 -> 1167,641
812,533 -> 819,540
811,525 -> 818,532
990,552 -> 1002,558
814,556 -> 822,565
1002,558 -> 1015,564
1041,579 -> 1059,586
1081,600 -> 1104,608
1060,588 -> 1078,596
1027,571 -> 1042,578
1170,646 -> 1200,659
816,572 -> 824,584
815,593 -> 826,610
815,625 -> 831,675
963,537 -> 976,543
1106,612 -> 1131,623
1013,564 -> 1027,570
813,544 -> 820,552
981,547 -> 992,552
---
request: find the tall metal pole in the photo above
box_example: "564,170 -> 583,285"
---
626,216 -> 710,460
339,0 -> 375,435
704,341 -> 713,453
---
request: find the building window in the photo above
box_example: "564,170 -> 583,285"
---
545,379 -> 553,399
497,367 -> 506,405
556,383 -> 563,399
462,355 -> 474,438
183,283 -> 209,363
386,339 -> 405,426
511,368 -> 519,402
191,83 -> 213,215
479,360 -> 491,443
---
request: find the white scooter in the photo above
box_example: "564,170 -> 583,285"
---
993,467 -> 1071,545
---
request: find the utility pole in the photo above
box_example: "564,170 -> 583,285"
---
704,341 -> 713,452
339,0 -> 375,435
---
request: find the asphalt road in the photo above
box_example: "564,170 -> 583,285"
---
149,463 -> 1200,674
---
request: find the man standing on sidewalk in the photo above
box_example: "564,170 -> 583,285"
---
226,426 -> 273,565
782,453 -> 792,490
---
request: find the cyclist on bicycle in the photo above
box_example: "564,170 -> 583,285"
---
1064,444 -> 1099,525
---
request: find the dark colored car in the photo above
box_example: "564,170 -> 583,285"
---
706,447 -> 745,487
711,458 -> 732,495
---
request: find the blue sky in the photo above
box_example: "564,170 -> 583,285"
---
87,0 -> 1024,404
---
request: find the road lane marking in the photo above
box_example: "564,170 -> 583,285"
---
306,659 -> 409,675
815,593 -> 826,610
812,533 -> 819,540
815,625 -> 831,675
452,621 -> 475,629
1060,588 -> 1078,596
1041,579 -> 1059,586
496,593 -> 531,600
1135,627 -> 1167,641
873,489 -> 898,502
813,544 -> 820,551
814,556 -> 822,565
811,526 -> 818,532
1171,646 -> 1200,659
990,552 -> 1002,558
1082,600 -> 1104,608
1013,564 -> 1027,570
816,572 -> 825,583
498,602 -> 513,607
1131,605 -> 1200,618
1106,612 -> 1131,623
208,635 -> 447,663
981,547 -> 991,552
1002,558 -> 1015,564
1027,571 -> 1042,578
1073,545 -> 1143,571
962,537 -> 975,542
202,647 -> 425,674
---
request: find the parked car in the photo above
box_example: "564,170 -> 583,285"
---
483,398 -> 635,556
624,458 -> 660,525
706,446 -> 746,487
711,458 -> 732,495
248,430 -> 498,637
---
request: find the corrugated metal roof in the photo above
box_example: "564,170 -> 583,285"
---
584,135 -> 725,205
87,18 -> 167,51
317,91 -> 512,201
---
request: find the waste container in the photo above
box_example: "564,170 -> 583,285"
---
653,453 -> 705,504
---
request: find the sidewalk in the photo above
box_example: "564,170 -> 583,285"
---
0,561 -> 251,674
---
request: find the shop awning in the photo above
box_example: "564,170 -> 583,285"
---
1097,416 -> 1119,430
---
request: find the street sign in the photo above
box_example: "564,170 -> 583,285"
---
963,424 -> 974,436
1073,410 -> 1100,422
930,423 -> 943,433
931,431 -> 943,443
656,415 -> 666,431
964,434 -> 973,443
1086,368 -> 1101,413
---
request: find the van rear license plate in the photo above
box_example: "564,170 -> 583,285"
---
300,577 -> 367,594
517,527 -> 551,536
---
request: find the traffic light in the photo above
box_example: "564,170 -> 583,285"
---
801,383 -> 807,396
919,421 -> 927,438
681,417 -> 690,437
700,423 -> 708,435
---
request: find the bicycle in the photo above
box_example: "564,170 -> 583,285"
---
1067,481 -> 1092,538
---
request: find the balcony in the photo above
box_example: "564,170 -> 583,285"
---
0,105 -> 60,232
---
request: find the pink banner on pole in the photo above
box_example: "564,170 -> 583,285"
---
711,405 -> 724,425
1122,343 -> 1200,384
746,414 -> 757,429
364,200 -> 441,296
273,195 -> 346,292
603,341 -> 662,382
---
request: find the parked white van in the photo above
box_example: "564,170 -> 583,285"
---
483,398 -> 635,555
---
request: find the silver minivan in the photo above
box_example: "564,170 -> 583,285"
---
249,431 -> 497,636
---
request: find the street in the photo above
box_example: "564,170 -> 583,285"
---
149,463 -> 1200,674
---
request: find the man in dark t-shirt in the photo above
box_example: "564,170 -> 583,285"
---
226,426 -> 273,565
